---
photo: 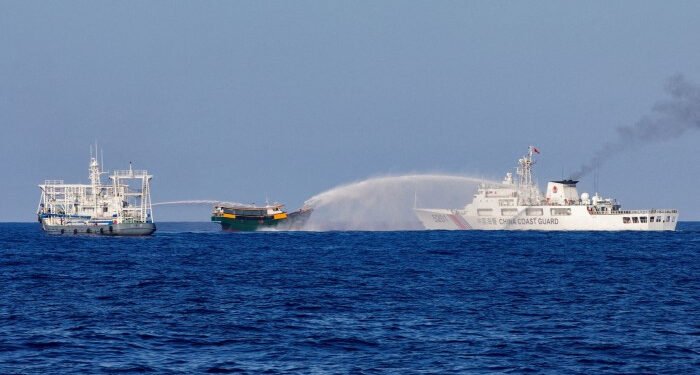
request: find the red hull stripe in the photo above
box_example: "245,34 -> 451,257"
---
449,214 -> 471,230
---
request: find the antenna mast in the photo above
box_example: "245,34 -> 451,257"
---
516,146 -> 540,205
594,161 -> 599,194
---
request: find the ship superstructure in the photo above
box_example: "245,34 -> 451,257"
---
414,146 -> 678,231
37,149 -> 156,235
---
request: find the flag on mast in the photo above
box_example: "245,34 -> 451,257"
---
532,146 -> 540,154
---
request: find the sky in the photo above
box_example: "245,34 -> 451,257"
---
1,1 -> 699,222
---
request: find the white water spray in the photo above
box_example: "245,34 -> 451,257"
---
152,200 -> 254,207
151,175 -> 494,230
303,174 -> 495,231
151,200 -> 260,223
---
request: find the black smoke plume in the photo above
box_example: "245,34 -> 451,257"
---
571,74 -> 700,179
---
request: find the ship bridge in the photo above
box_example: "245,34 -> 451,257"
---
546,180 -> 579,205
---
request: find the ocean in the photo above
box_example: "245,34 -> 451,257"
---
1,222 -> 699,373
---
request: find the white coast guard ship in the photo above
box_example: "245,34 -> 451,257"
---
37,148 -> 156,235
414,147 -> 678,231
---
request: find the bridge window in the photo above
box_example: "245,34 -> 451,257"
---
551,208 -> 571,216
623,217 -> 631,224
640,217 -> 647,223
649,216 -> 654,222
498,199 -> 515,207
657,217 -> 662,222
632,217 -> 639,223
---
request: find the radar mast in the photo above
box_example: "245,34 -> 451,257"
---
516,146 -> 541,205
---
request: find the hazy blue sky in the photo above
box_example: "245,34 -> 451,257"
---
2,1 -> 699,221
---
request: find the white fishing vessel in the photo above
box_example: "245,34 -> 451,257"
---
414,146 -> 678,231
37,147 -> 156,235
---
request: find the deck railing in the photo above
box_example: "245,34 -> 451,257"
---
111,170 -> 149,177
591,209 -> 677,215
43,180 -> 65,185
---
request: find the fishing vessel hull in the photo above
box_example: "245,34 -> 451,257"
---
415,207 -> 678,231
40,222 -> 157,236
212,208 -> 312,232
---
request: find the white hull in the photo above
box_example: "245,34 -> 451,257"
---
415,206 -> 678,231
41,222 -> 156,236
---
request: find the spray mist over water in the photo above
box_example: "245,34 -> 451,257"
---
152,176 -> 496,231
303,174 -> 495,231
571,74 -> 700,179
153,200 -> 254,207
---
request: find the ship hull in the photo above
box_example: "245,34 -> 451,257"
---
40,222 -> 156,236
213,209 -> 312,232
415,206 -> 678,231
214,216 -> 282,232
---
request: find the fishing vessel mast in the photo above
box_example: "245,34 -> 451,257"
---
88,147 -> 105,215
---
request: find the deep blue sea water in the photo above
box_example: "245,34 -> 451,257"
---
1,222 -> 699,374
